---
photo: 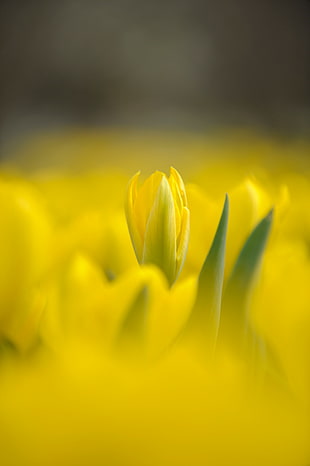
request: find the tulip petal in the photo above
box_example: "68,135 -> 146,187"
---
175,206 -> 190,280
169,166 -> 188,206
125,171 -> 143,261
134,171 -> 164,239
143,176 -> 177,285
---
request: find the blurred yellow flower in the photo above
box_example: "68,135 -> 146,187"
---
0,132 -> 309,466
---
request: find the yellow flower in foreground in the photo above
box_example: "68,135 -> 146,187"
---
0,133 -> 310,466
125,167 -> 190,285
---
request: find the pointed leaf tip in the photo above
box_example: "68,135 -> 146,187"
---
200,193 -> 229,269
185,194 -> 229,348
228,208 -> 273,292
220,208 -> 274,340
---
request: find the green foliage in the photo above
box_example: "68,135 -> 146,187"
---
184,195 -> 229,351
220,209 -> 273,340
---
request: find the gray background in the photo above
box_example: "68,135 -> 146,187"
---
0,0 -> 309,147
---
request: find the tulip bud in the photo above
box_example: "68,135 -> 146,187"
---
125,167 -> 190,285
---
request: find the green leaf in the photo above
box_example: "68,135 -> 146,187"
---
185,195 -> 229,350
220,209 -> 273,341
115,285 -> 149,355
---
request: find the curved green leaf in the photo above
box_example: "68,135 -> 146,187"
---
185,195 -> 229,350
220,209 -> 273,342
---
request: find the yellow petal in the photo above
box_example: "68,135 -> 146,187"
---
125,171 -> 143,261
134,171 -> 164,241
168,167 -> 187,237
169,166 -> 188,206
175,206 -> 190,279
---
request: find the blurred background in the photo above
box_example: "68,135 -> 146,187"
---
0,0 -> 309,160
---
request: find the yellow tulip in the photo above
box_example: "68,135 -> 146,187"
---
0,132 -> 309,466
125,167 -> 190,285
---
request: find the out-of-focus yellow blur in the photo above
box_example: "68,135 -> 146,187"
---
0,131 -> 309,466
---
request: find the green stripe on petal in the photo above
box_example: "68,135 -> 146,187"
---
142,176 -> 177,285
